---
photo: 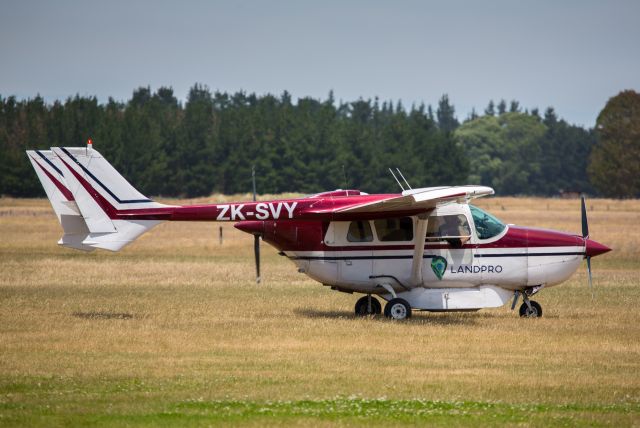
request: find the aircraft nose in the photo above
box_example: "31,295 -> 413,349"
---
585,238 -> 611,258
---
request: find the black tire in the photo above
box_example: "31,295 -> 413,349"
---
519,300 -> 542,318
384,298 -> 412,320
354,296 -> 382,316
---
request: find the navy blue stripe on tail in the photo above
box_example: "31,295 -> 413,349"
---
59,147 -> 152,204
36,150 -> 64,176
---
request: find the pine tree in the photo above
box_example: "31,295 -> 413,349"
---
497,99 -> 507,115
467,108 -> 479,121
484,100 -> 495,116
436,94 -> 459,133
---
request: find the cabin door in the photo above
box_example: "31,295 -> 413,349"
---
422,212 -> 480,287
334,220 -> 374,286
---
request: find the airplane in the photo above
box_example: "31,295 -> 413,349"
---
26,142 -> 611,319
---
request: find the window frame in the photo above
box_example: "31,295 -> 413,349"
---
425,214 -> 473,243
469,205 -> 508,242
373,216 -> 415,242
346,220 -> 374,243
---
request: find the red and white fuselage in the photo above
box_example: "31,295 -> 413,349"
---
235,198 -> 609,311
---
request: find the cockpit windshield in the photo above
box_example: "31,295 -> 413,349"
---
470,205 -> 506,240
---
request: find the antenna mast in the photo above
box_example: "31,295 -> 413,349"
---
388,168 -> 405,191
396,168 -> 412,190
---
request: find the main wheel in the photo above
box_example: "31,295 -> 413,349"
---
519,300 -> 542,318
384,298 -> 412,320
354,296 -> 382,316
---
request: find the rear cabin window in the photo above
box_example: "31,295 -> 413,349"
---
347,220 -> 373,242
374,217 -> 413,241
426,215 -> 471,241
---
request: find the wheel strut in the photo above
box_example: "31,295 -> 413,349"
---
522,294 -> 534,312
511,290 -> 520,310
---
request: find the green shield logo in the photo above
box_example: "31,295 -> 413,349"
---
431,256 -> 447,280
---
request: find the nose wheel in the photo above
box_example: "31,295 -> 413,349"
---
519,300 -> 542,317
354,295 -> 382,316
512,289 -> 543,318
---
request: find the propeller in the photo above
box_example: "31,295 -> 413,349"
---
581,196 -> 593,299
252,166 -> 261,284
254,235 -> 261,283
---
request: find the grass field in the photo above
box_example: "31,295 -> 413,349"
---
1,196 -> 639,426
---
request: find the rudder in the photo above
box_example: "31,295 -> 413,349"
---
26,150 -> 94,251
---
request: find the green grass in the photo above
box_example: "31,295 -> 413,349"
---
2,392 -> 638,427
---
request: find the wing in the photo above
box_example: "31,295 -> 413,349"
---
330,186 -> 494,215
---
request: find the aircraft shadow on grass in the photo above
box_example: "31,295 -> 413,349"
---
293,308 -> 487,326
72,311 -> 134,320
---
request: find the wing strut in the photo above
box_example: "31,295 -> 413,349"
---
410,211 -> 431,286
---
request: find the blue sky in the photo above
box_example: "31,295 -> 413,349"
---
1,0 -> 638,127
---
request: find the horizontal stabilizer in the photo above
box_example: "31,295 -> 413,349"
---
81,220 -> 162,251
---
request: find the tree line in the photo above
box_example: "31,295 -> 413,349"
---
0,85 -> 635,198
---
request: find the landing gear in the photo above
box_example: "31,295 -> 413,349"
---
519,300 -> 542,318
384,298 -> 412,320
513,288 -> 543,318
354,295 -> 381,316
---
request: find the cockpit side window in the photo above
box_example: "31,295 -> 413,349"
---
347,220 -> 373,242
374,217 -> 413,241
470,205 -> 506,240
426,214 -> 471,245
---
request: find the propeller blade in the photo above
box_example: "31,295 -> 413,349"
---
252,165 -> 261,283
254,234 -> 261,284
581,197 -> 594,299
581,196 -> 589,238
586,256 -> 594,300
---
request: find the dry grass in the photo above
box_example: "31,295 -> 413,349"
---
0,196 -> 639,426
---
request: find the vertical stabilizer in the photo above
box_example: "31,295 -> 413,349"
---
51,147 -> 118,233
48,145 -> 172,251
26,150 -> 94,251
